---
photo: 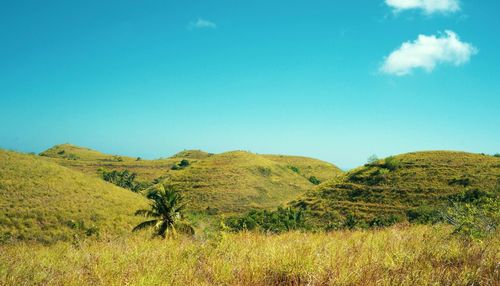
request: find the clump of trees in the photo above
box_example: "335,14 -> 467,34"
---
133,187 -> 194,238
99,169 -> 149,192
171,159 -> 190,170
225,207 -> 306,233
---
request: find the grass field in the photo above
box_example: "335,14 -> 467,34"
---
0,225 -> 498,285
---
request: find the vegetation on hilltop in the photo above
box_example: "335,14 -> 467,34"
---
291,151 -> 500,228
39,143 -> 135,162
0,149 -> 148,243
170,149 -> 213,159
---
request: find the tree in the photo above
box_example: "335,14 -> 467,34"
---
133,187 -> 194,238
179,159 -> 190,167
367,155 -> 379,164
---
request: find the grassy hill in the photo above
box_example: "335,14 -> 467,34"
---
158,151 -> 341,213
40,144 -> 343,214
40,144 -> 182,182
0,149 -> 147,243
40,143 -> 136,162
171,149 -> 213,159
292,151 -> 500,226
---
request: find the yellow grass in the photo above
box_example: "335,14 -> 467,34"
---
0,149 -> 147,243
0,225 -> 498,285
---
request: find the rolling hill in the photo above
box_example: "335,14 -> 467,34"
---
40,144 -> 343,213
40,144 -> 182,182
292,151 -> 500,226
0,149 -> 147,243
158,151 -> 343,213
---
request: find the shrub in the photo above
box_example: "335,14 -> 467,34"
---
309,176 -> 321,185
445,198 -> 499,240
342,213 -> 368,229
288,166 -> 300,174
113,156 -> 123,162
447,189 -> 493,203
172,160 -> 190,170
493,153 -> 500,157
367,155 -> 379,164
448,177 -> 471,187
179,159 -> 190,167
368,214 -> 403,227
383,156 -> 401,171
407,206 -> 442,224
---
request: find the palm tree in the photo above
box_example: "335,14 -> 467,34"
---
133,186 -> 194,238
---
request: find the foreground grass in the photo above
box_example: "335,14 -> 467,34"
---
1,225 -> 498,285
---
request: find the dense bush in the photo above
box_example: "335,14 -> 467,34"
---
383,156 -> 401,171
406,206 -> 442,224
99,169 -> 148,192
445,198 -> 499,240
171,160 -> 190,170
225,207 -> 306,233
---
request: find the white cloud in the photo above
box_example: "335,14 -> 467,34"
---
386,0 -> 460,14
381,31 -> 477,76
188,18 -> 217,30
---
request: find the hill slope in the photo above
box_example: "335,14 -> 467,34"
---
292,151 -> 500,225
0,149 -> 147,243
40,145 -> 343,214
159,151 -> 343,213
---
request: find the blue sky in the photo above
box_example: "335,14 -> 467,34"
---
0,0 -> 499,169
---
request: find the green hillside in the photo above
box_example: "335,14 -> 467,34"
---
0,149 -> 147,243
292,151 -> 500,226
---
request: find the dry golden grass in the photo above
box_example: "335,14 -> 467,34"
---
0,225 -> 498,285
0,149 -> 148,243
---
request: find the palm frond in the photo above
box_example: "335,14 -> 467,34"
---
132,219 -> 158,232
134,209 -> 159,218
